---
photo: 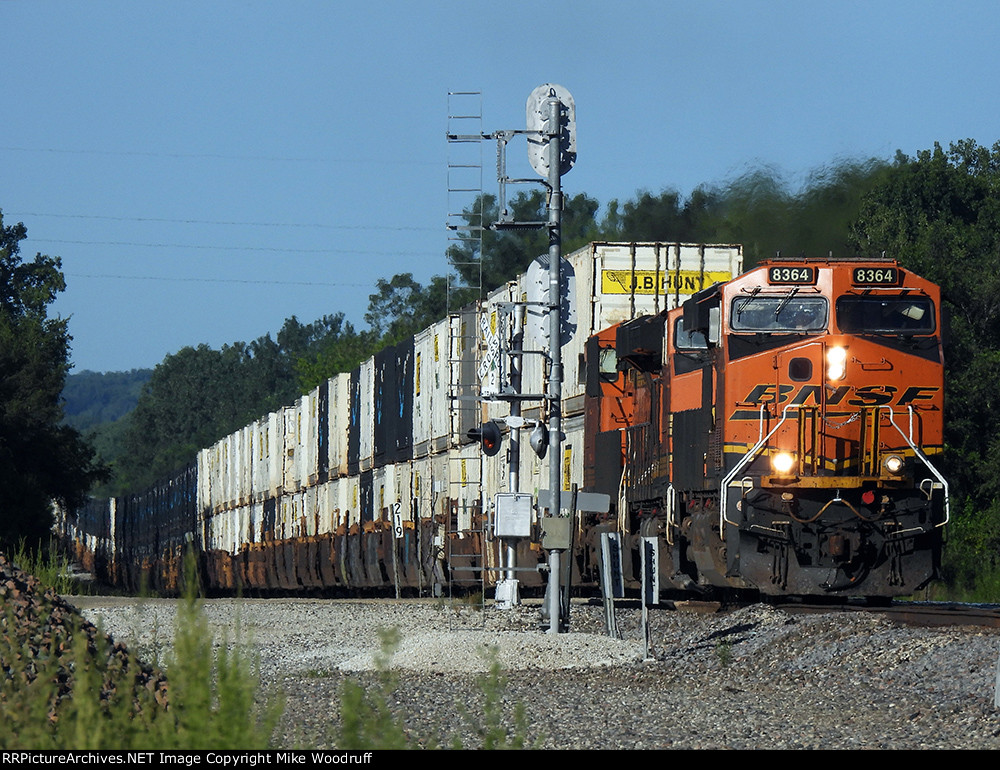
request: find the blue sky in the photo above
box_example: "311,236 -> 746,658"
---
4,0 -> 999,373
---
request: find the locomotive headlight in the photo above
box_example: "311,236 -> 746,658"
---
826,346 -> 847,381
771,451 -> 796,475
883,454 -> 904,475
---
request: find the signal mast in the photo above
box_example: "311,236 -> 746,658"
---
448,85 -> 577,632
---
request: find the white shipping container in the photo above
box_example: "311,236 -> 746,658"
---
339,474 -> 360,529
222,433 -> 235,510
281,402 -> 301,493
253,412 -> 283,501
413,326 -> 434,457
374,464 -> 392,521
239,425 -> 253,507
448,307 -> 480,447
411,453 -> 450,524
209,436 -> 227,513
234,504 -> 251,554
316,480 -> 336,535
358,357 -> 375,471
426,317 -> 451,454
278,491 -> 305,539
480,280 -> 519,425
302,387 -> 322,487
451,442 -> 482,532
302,485 -> 319,537
248,499 -> 263,544
327,373 -> 351,478
197,446 -> 213,517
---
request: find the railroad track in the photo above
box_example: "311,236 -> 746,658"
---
773,601 -> 1000,628
664,597 -> 1000,628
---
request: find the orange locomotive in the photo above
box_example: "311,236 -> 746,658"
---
584,258 -> 948,597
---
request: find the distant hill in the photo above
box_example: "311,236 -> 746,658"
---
62,369 -> 154,496
62,369 -> 152,433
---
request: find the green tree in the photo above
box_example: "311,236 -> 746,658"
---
599,188 -> 710,242
113,312 -> 378,491
365,273 -> 438,341
293,318 -> 377,392
850,140 -> 1000,596
676,159 -> 885,266
851,141 -> 1000,500
447,190 -> 600,291
0,211 -> 105,547
62,369 -> 152,431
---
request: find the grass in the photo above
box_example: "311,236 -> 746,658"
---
0,550 -> 280,750
714,640 -> 733,668
934,497 -> 1000,602
334,630 -> 534,750
455,648 -> 534,750
4,544 -> 536,750
12,539 -> 83,596
337,628 -> 413,750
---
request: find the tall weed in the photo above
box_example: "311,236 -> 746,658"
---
0,550 -> 279,749
335,630 -> 534,750
12,539 -> 78,596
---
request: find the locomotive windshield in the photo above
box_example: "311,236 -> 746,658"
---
836,296 -> 936,335
730,293 -> 828,333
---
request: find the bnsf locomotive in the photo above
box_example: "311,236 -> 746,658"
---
584,257 -> 947,597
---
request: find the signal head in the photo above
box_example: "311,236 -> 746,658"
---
467,421 -> 503,457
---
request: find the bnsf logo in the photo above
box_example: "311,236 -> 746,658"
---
741,384 -> 940,407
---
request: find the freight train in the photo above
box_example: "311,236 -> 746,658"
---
59,242 -> 948,600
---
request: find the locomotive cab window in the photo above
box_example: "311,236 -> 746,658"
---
836,296 -> 936,335
675,317 -> 706,350
730,294 -> 828,333
675,307 -> 720,350
598,346 -> 619,381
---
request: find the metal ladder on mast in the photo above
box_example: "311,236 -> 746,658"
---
444,92 -> 489,626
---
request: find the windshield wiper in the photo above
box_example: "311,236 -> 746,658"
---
774,287 -> 799,319
735,286 -> 762,318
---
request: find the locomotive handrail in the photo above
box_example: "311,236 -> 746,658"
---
881,405 -> 950,527
719,404 -> 795,534
665,484 -> 677,546
720,403 -> 950,535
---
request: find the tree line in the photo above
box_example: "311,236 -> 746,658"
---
5,139 -> 1000,595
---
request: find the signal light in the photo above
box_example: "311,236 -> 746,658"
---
468,421 -> 503,456
529,422 -> 549,459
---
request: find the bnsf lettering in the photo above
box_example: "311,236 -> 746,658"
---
898,386 -> 939,405
742,384 -> 793,404
848,385 -> 897,406
740,384 -> 939,408
789,385 -> 850,405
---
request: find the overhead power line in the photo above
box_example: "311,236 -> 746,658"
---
1,145 -> 440,166
66,272 -> 371,288
9,211 -> 438,232
33,238 -> 438,257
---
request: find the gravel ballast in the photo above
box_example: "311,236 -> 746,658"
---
71,596 -> 1000,750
